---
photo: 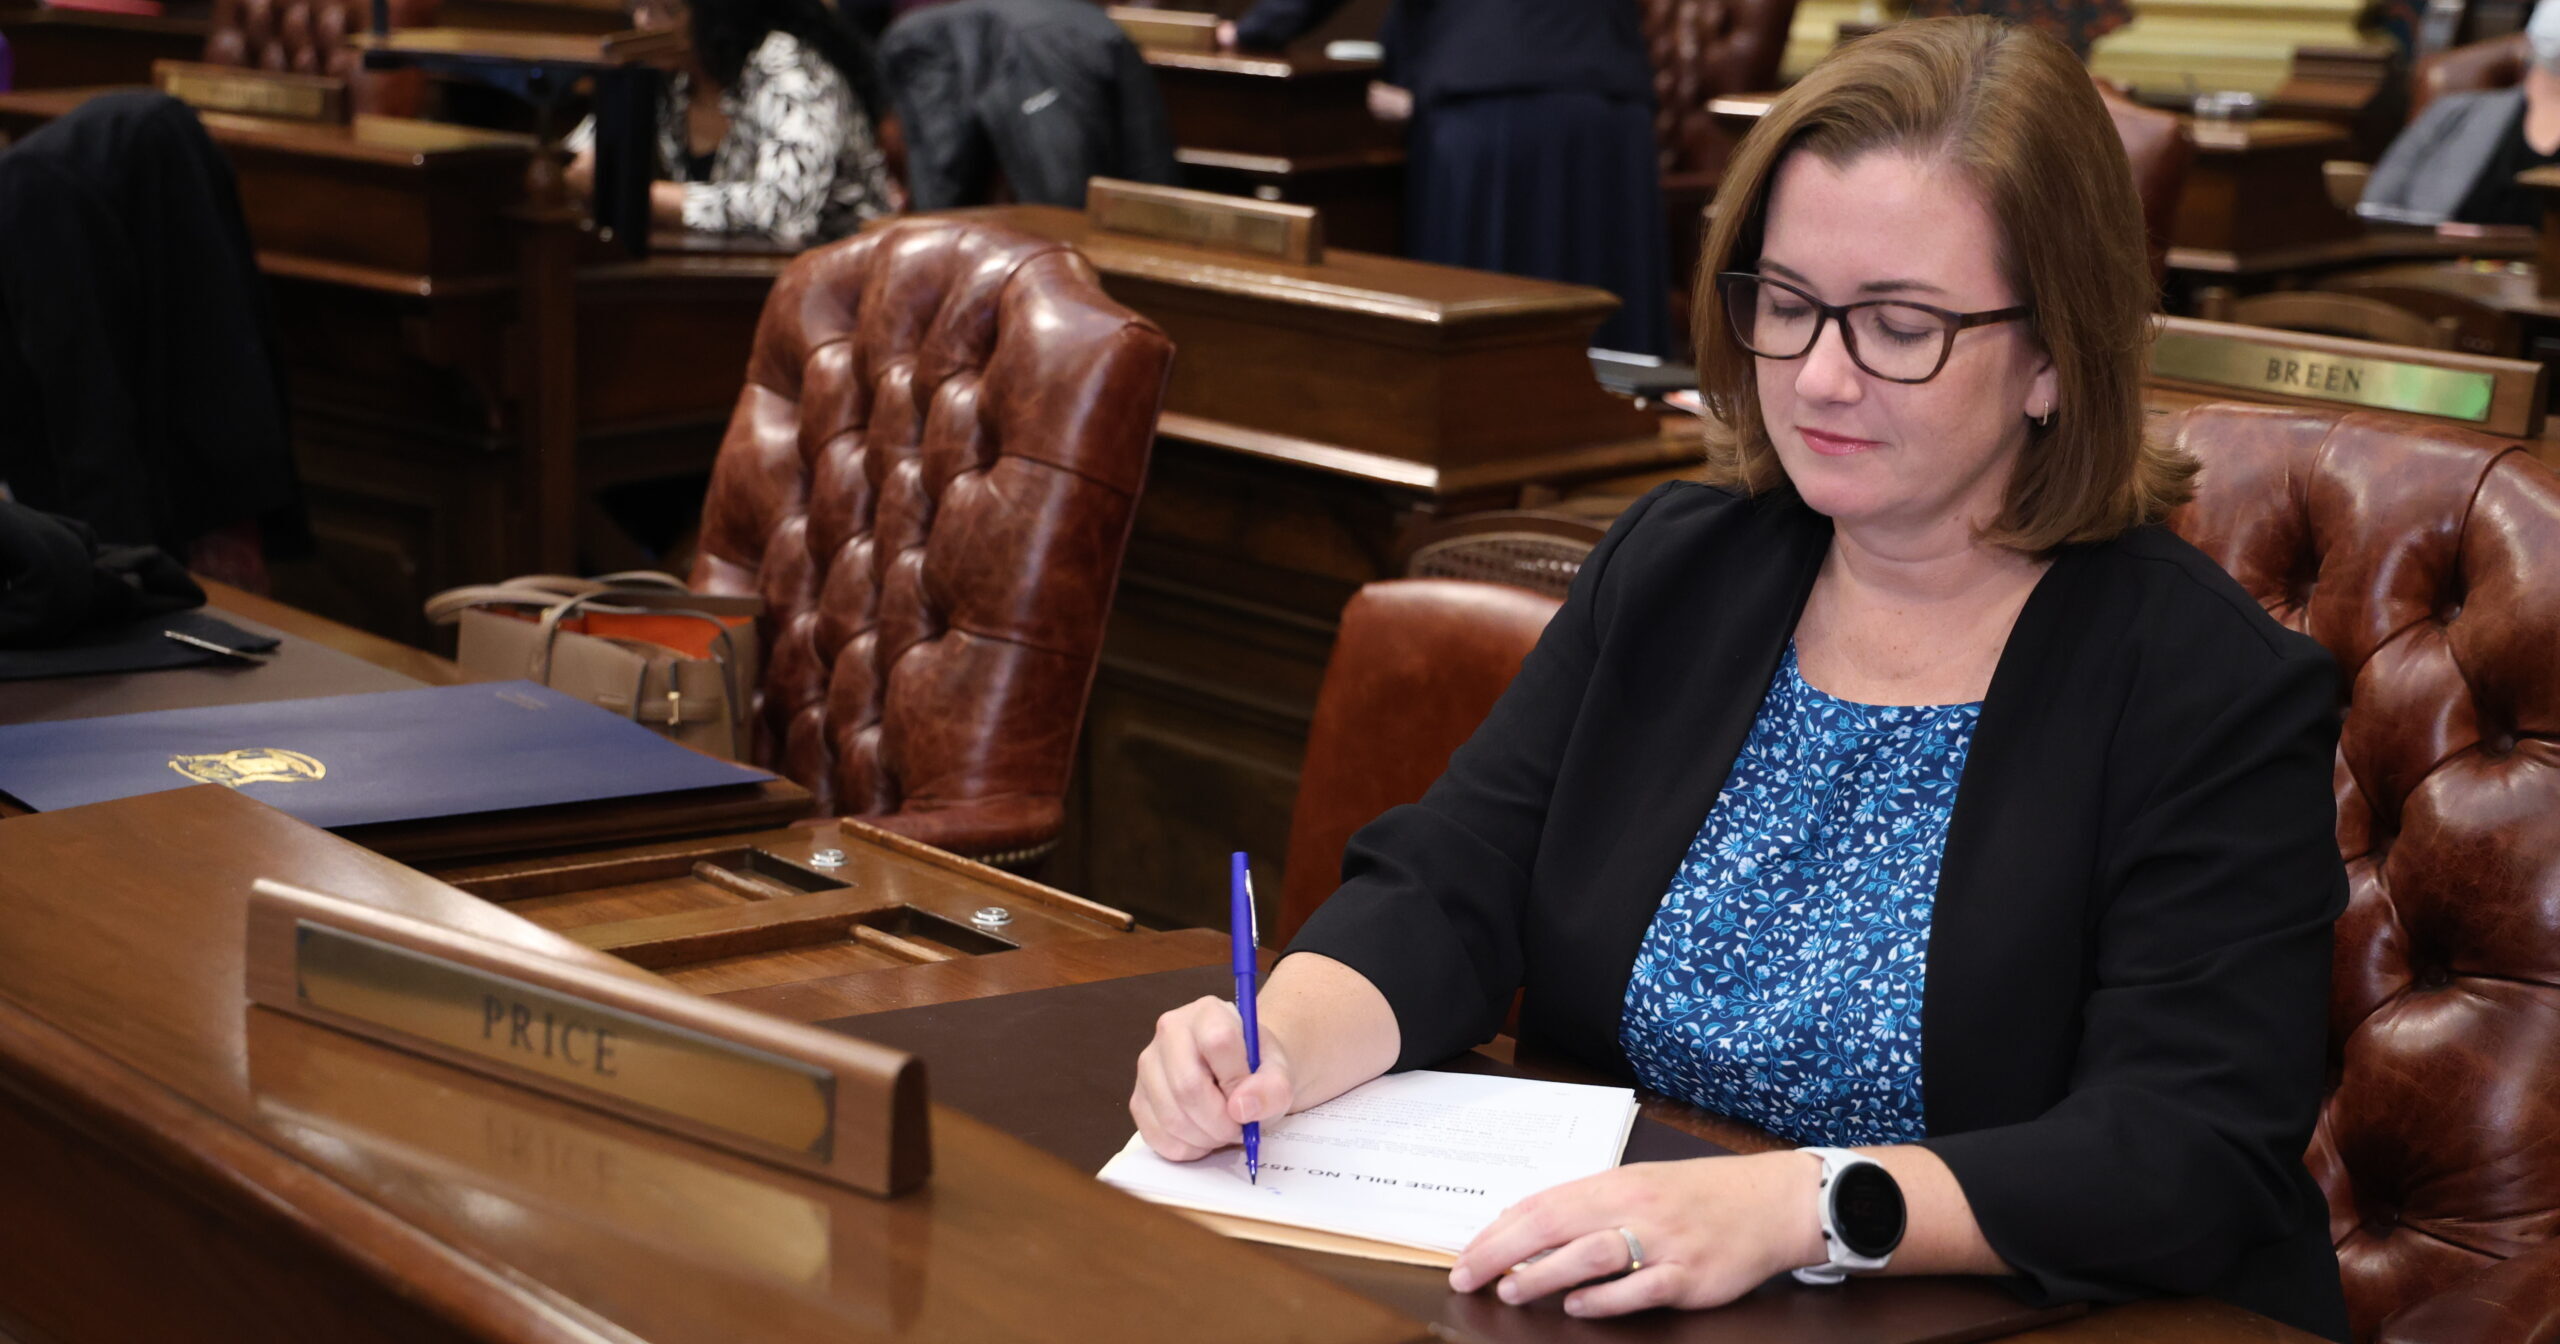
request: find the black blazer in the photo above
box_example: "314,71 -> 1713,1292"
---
1232,0 -> 1651,105
1290,482 -> 2352,1341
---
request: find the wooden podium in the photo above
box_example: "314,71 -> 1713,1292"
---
1142,47 -> 1405,254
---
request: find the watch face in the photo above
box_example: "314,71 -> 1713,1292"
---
1831,1162 -> 1906,1259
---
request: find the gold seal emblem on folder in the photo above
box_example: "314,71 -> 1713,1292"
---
168,748 -> 327,788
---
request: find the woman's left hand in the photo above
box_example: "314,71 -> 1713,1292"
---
1447,1152 -> 1827,1318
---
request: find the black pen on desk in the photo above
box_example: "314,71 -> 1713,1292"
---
1230,849 -> 1261,1184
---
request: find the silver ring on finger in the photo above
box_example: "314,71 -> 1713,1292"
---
1616,1226 -> 1645,1274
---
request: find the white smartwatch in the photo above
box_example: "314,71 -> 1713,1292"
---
1792,1147 -> 1906,1285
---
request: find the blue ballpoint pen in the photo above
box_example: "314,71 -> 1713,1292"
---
1230,850 -> 1262,1185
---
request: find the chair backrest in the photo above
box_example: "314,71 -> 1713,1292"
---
203,0 -> 438,118
1276,579 -> 1561,945
2196,289 -> 2463,351
2314,274 -> 2521,358
2412,30 -> 2529,118
1399,510 -> 1610,602
688,216 -> 1173,862
2096,81 -> 2193,287
2160,399 -> 2560,1342
1642,0 -> 1802,181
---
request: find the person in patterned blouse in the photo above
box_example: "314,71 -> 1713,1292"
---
1127,16 -> 2350,1341
566,0 -> 897,246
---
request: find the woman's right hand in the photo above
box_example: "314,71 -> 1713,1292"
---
1131,995 -> 1301,1161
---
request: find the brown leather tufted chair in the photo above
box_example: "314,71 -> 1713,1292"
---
1276,579 -> 1561,945
1644,0 -> 1801,354
1644,0 -> 1801,184
203,0 -> 438,118
688,217 -> 1173,863
2412,32 -> 2529,120
2162,400 -> 2560,1344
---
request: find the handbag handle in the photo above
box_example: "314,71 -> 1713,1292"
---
423,571 -> 695,626
585,570 -> 692,593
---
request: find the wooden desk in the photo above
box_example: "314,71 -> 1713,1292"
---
941,205 -> 1693,924
2329,259 -> 2560,323
431,818 -> 1137,997
1142,47 -> 1404,254
781,932 -> 2324,1344
435,0 -> 627,34
2169,119 -> 2358,262
0,1 -> 207,89
0,87 -> 782,645
0,780 -> 2319,1344
0,786 -> 1429,1344
0,580 -> 452,727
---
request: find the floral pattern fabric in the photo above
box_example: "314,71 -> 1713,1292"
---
567,31 -> 896,246
1619,643 -> 1979,1148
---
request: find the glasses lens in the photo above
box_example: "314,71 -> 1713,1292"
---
1724,276 -> 1819,359
1846,303 -> 1956,381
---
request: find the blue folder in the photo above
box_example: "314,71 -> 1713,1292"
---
0,680 -> 774,828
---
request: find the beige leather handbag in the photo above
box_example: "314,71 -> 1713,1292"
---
424,572 -> 763,762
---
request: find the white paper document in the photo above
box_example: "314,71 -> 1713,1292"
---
1098,1070 -> 1639,1260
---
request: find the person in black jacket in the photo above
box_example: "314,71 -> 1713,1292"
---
1223,0 -> 1668,355
0,91 -> 306,569
881,0 -> 1178,210
1131,18 -> 2350,1339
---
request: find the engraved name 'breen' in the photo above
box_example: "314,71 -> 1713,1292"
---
2264,357 -> 2365,395
482,994 -> 620,1077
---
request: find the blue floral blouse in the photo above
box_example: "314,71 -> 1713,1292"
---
1618,643 -> 1981,1148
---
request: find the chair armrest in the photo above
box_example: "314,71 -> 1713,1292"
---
858,795 -> 1065,867
2325,160 -> 2371,214
2378,1240 -> 2560,1344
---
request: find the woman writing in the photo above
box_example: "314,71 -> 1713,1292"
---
567,0 -> 897,246
1130,18 -> 2350,1339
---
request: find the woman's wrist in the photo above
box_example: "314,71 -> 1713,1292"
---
1253,953 -> 1400,1113
1772,1151 -> 1829,1275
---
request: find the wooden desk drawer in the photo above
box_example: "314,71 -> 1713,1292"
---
434,824 -> 1134,996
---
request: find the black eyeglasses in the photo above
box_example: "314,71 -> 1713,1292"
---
1716,272 -> 2032,385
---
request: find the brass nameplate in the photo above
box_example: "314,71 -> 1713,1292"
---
2151,328 -> 2496,423
295,922 -> 837,1159
153,60 -> 349,125
1088,177 -> 1322,264
246,879 -> 930,1196
1106,6 -> 1220,52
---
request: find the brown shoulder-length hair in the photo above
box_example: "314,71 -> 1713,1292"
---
1693,15 -> 2191,552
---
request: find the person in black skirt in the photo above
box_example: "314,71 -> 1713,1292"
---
1223,0 -> 1671,356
